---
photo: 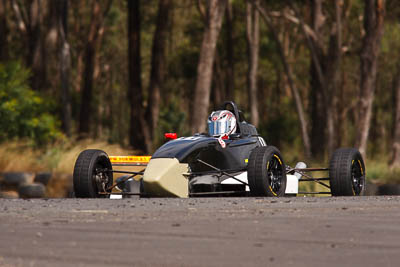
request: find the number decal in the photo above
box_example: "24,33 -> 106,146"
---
178,136 -> 201,141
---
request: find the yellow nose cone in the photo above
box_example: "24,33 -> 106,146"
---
143,158 -> 189,197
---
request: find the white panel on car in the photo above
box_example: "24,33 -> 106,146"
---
221,171 -> 249,191
285,174 -> 299,194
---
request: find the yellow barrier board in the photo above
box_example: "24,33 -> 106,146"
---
109,156 -> 151,163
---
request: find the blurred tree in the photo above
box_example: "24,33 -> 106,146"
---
389,63 -> 400,168
191,0 -> 227,134
308,0 -> 327,156
289,0 -> 344,156
128,0 -> 151,153
356,0 -> 386,157
145,0 -> 172,145
256,2 -> 311,157
57,0 -> 71,136
246,0 -> 260,127
11,0 -> 47,92
225,1 -> 235,100
0,0 -> 8,62
78,0 -> 112,137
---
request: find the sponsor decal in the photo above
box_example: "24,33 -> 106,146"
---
109,156 -> 151,163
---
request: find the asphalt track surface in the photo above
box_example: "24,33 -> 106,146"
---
0,196 -> 399,267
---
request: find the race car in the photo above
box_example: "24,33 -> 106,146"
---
72,101 -> 366,198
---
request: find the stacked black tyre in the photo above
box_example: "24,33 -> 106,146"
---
0,172 -> 47,198
248,146 -> 287,197
329,148 -> 366,196
73,149 -> 113,198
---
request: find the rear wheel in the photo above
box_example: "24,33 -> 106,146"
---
73,149 -> 113,198
248,146 -> 287,197
329,148 -> 365,196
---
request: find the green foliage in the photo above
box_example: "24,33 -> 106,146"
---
0,62 -> 62,145
366,159 -> 400,184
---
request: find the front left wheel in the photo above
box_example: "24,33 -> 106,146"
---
73,149 -> 113,198
248,146 -> 287,197
329,148 -> 366,196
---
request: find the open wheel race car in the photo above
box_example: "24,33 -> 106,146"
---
73,101 -> 366,198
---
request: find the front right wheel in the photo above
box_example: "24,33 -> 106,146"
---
73,149 -> 113,198
329,148 -> 366,196
248,146 -> 287,197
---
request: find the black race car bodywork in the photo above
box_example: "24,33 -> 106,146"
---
73,101 -> 366,198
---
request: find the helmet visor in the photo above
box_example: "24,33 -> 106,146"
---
208,120 -> 229,136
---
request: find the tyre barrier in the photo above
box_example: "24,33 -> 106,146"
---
34,172 -> 52,186
364,183 -> 400,196
377,184 -> 400,195
18,183 -> 46,198
0,172 -> 51,198
2,172 -> 35,187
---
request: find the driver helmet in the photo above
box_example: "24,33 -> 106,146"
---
208,110 -> 237,137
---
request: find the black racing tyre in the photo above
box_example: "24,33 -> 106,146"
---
34,172 -> 52,186
248,146 -> 287,197
18,183 -> 46,198
2,172 -> 34,187
73,149 -> 113,198
329,148 -> 366,196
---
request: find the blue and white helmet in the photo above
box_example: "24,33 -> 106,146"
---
208,110 -> 237,137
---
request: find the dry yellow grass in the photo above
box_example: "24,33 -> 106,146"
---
0,142 -> 44,173
0,139 -> 140,173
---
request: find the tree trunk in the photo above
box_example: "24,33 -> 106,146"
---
27,0 -> 46,92
10,0 -> 46,91
146,0 -> 172,143
256,3 -> 311,158
389,64 -> 400,168
246,0 -> 260,127
356,0 -> 385,157
79,39 -> 95,136
58,0 -> 71,136
324,0 -> 342,155
225,1 -> 234,100
78,0 -> 112,137
309,0 -> 326,157
128,0 -> 151,153
0,0 -> 8,62
46,0 -> 58,49
78,1 -> 100,136
293,0 -> 342,156
212,52 -> 225,106
191,0 -> 227,134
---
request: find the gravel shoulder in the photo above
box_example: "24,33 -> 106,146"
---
1,196 -> 400,267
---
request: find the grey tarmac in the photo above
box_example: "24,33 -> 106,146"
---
0,196 -> 399,267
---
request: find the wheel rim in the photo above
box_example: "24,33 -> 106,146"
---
351,159 -> 364,195
92,161 -> 111,195
267,154 -> 284,195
